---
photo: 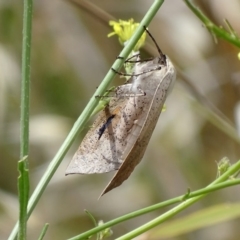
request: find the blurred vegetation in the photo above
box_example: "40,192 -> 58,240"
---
1,0 -> 240,239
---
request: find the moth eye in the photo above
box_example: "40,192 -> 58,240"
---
158,55 -> 166,65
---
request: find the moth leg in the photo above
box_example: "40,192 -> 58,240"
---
135,86 -> 146,96
116,56 -> 124,60
116,54 -> 154,70
125,57 -> 154,63
115,85 -> 145,97
111,65 -> 161,77
95,86 -> 116,98
116,53 -> 140,62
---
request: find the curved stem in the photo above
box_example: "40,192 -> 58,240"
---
68,160 -> 240,240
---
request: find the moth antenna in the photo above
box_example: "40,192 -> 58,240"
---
143,26 -> 165,60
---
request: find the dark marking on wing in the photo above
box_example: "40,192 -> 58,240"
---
98,115 -> 116,140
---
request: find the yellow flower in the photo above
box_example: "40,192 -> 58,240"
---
238,52 -> 240,60
108,19 -> 146,51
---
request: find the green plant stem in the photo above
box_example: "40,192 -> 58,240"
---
18,0 -> 33,239
179,71 -> 240,145
8,1 -> 165,239
184,0 -> 240,48
20,0 -> 32,159
117,160 -> 240,240
18,157 -> 30,240
67,161 -> 240,240
37,223 -> 49,240
191,97 -> 240,145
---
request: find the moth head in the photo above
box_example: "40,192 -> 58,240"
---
158,54 -> 166,66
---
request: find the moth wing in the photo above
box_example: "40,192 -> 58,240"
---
100,92 -> 162,195
100,65 -> 175,196
65,95 -> 128,175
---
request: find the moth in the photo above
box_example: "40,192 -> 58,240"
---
66,27 -> 176,197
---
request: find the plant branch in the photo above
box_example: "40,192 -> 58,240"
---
116,160 -> 240,239
184,0 -> 240,48
67,160 -> 240,240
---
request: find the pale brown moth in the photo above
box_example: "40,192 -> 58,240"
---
66,27 -> 176,197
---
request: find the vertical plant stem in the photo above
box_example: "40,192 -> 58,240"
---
18,157 -> 30,240
20,0 -> 33,159
8,0 -> 165,239
18,0 -> 33,239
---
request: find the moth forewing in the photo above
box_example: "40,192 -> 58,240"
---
66,26 -> 176,197
65,96 -> 128,175
100,56 -> 176,196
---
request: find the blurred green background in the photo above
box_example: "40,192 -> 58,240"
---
1,0 -> 240,239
